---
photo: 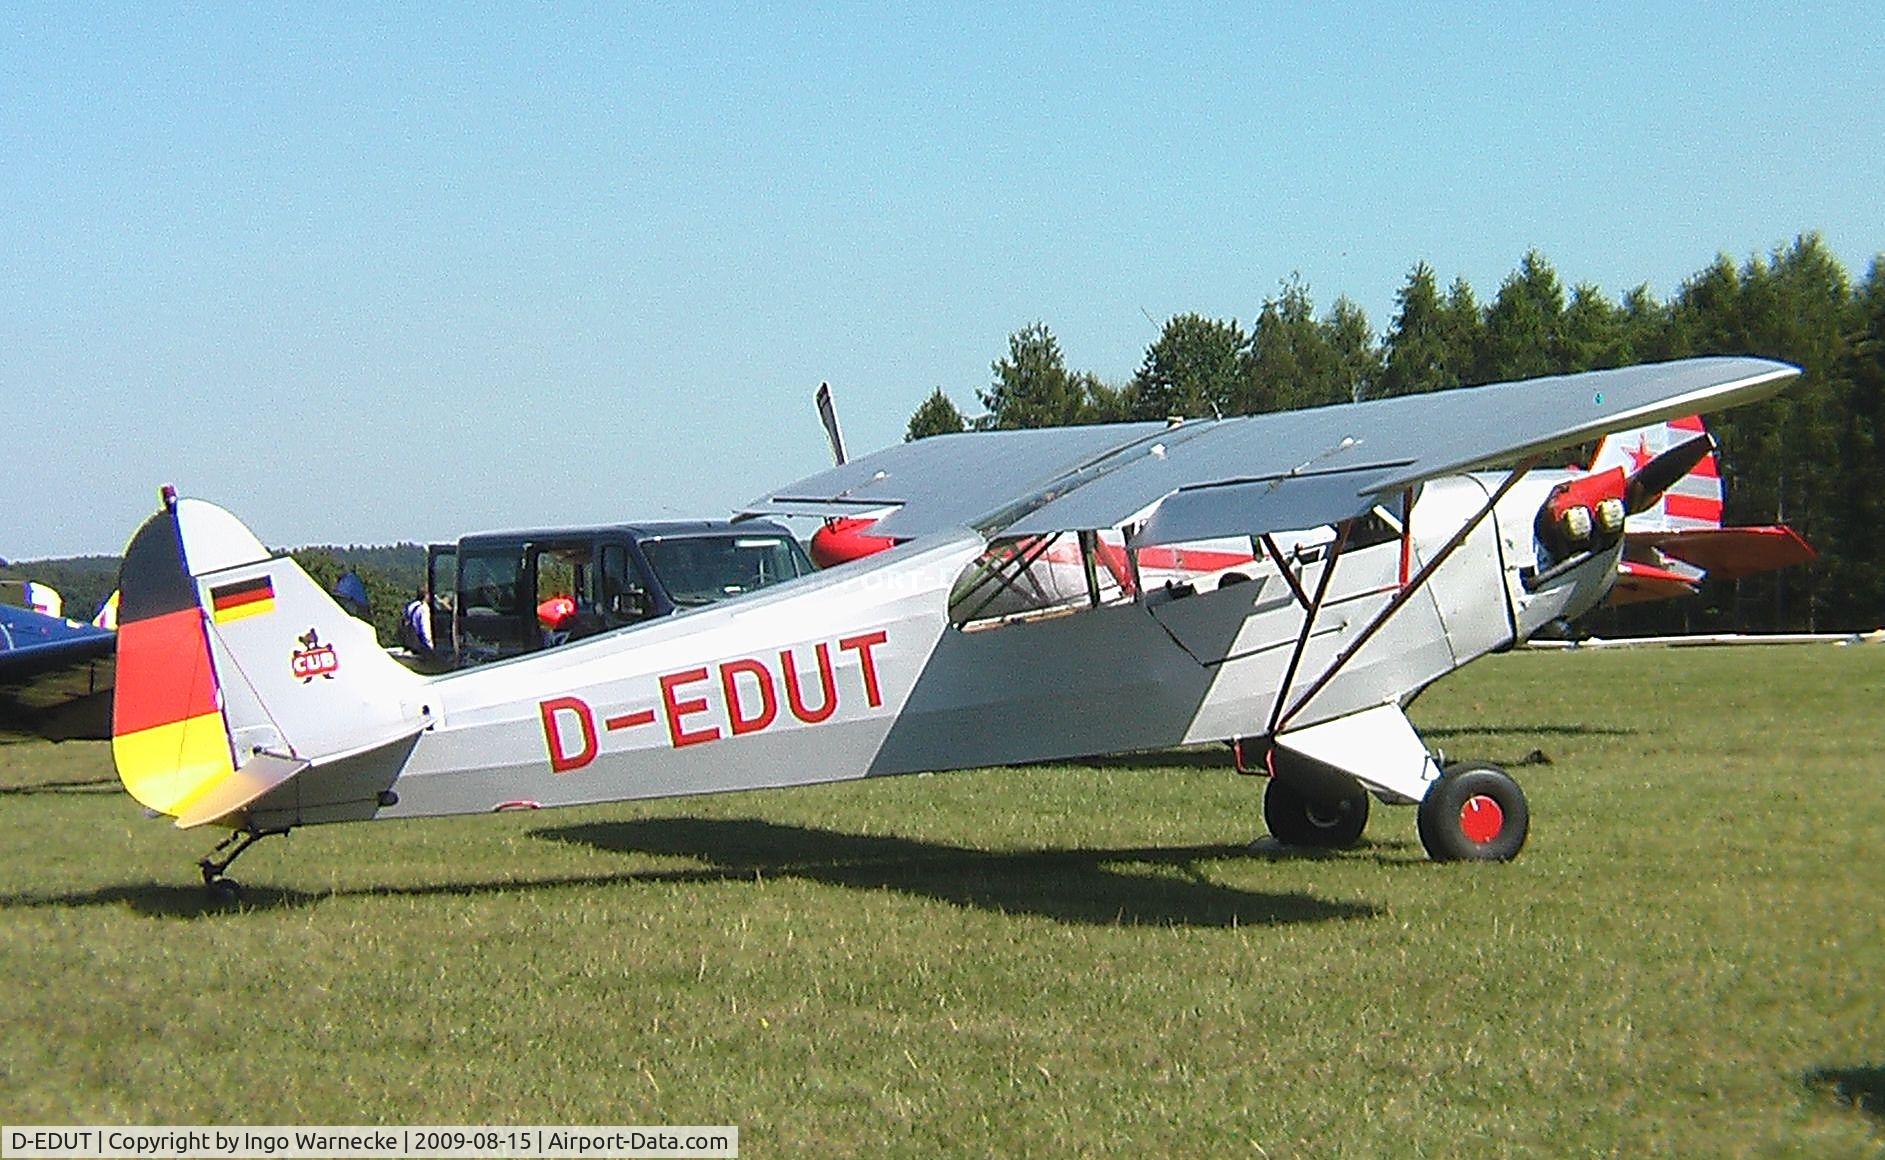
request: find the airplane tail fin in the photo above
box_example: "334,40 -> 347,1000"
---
112,491 -> 428,828
1589,415 -> 1723,532
23,582 -> 63,618
91,590 -> 119,631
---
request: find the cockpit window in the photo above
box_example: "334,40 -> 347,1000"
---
641,535 -> 814,607
949,532 -> 1130,626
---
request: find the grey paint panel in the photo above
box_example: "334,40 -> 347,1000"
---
1005,411 -> 1392,534
742,358 -> 1796,539
866,599 -> 1223,772
1128,468 -> 1398,548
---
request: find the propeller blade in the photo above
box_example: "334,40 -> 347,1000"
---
816,381 -> 847,466
1625,432 -> 1714,514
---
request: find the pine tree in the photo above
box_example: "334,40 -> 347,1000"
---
1127,313 -> 1248,420
1241,276 -> 1347,413
977,323 -> 1091,429
1559,284 -> 1628,371
1380,263 -> 1454,396
1323,297 -> 1382,402
1477,250 -> 1565,381
905,388 -> 968,441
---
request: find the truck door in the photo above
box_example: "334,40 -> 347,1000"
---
423,543 -> 456,654
456,547 -> 535,662
598,542 -> 659,630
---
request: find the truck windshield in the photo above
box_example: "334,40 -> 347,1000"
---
641,534 -> 814,607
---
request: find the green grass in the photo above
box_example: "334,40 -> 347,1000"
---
1,647 -> 1882,1156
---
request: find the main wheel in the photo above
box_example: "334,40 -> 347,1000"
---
205,877 -> 244,903
1264,775 -> 1370,849
1417,762 -> 1529,861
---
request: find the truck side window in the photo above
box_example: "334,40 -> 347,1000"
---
457,550 -> 533,659
599,544 -> 655,627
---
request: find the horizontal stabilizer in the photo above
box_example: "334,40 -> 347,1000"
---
0,605 -> 116,679
172,751 -> 310,829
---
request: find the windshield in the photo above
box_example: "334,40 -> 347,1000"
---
641,534 -> 815,607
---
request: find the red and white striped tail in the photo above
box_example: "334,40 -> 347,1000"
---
1590,415 -> 1723,531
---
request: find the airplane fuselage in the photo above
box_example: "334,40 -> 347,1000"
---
244,471 -> 1620,832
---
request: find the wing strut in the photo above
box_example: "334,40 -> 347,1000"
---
1274,458 -> 1540,733
1264,521 -> 1354,737
1260,534 -> 1315,612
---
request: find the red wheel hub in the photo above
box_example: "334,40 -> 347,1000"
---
1459,795 -> 1504,844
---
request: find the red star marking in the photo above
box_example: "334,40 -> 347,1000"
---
1626,435 -> 1656,472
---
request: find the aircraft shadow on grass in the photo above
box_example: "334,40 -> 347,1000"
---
0,818 -> 1382,927
1414,722 -> 1638,770
538,817 -> 1382,928
1066,749 -> 1241,772
1419,723 -> 1636,741
1071,723 -> 1638,774
1804,1065 -> 1885,1122
0,776 -> 118,797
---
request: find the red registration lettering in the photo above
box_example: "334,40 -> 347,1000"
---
838,630 -> 889,707
539,696 -> 598,772
660,667 -> 722,748
719,658 -> 779,736
780,642 -> 838,724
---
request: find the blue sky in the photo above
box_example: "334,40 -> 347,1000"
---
4,3 -> 1881,560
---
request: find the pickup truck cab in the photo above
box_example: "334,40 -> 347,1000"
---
410,520 -> 813,668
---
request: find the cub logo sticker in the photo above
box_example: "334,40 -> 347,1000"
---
291,628 -> 339,682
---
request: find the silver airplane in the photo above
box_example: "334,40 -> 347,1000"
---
107,357 -> 1798,891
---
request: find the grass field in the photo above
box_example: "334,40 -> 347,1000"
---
1,646 -> 1881,1156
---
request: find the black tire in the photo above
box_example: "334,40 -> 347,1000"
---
206,878 -> 244,903
1264,775 -> 1370,849
1417,762 -> 1529,862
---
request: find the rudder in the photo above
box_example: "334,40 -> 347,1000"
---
112,499 -> 238,818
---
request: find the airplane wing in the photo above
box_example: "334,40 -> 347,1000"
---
741,421 -> 1172,526
740,357 -> 1799,545
0,604 -> 117,738
1630,525 -> 1817,580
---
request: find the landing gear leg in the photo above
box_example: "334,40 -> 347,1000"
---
198,828 -> 287,898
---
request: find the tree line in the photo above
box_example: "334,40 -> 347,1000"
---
0,547 -> 427,648
905,233 -> 1885,633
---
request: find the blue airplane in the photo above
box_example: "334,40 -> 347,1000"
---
0,599 -> 116,739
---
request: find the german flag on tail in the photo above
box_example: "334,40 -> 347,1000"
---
111,496 -> 238,819
208,575 -> 275,623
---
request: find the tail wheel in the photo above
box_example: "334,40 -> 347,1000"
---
1264,775 -> 1370,849
1418,762 -> 1529,862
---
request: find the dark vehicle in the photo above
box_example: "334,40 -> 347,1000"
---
405,520 -> 814,668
